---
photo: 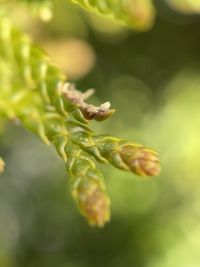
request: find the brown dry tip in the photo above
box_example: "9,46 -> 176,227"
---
80,102 -> 115,121
59,82 -> 115,121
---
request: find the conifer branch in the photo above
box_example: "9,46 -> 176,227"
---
0,9 -> 160,226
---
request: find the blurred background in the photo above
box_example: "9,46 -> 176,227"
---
1,0 -> 200,266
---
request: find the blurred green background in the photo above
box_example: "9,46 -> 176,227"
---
1,1 -> 200,266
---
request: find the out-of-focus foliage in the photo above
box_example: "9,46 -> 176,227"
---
1,0 -> 200,267
1,0 -> 53,21
71,0 -> 156,31
167,0 -> 200,14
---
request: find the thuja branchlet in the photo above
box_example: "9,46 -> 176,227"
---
0,6 -> 161,226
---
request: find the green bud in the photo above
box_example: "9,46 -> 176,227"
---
66,144 -> 110,226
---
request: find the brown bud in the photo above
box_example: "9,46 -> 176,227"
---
120,145 -> 161,176
76,179 -> 110,226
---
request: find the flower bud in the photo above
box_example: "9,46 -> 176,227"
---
74,172 -> 110,226
94,136 -> 161,177
120,145 -> 161,176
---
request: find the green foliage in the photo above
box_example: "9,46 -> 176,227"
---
0,1 -> 161,226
